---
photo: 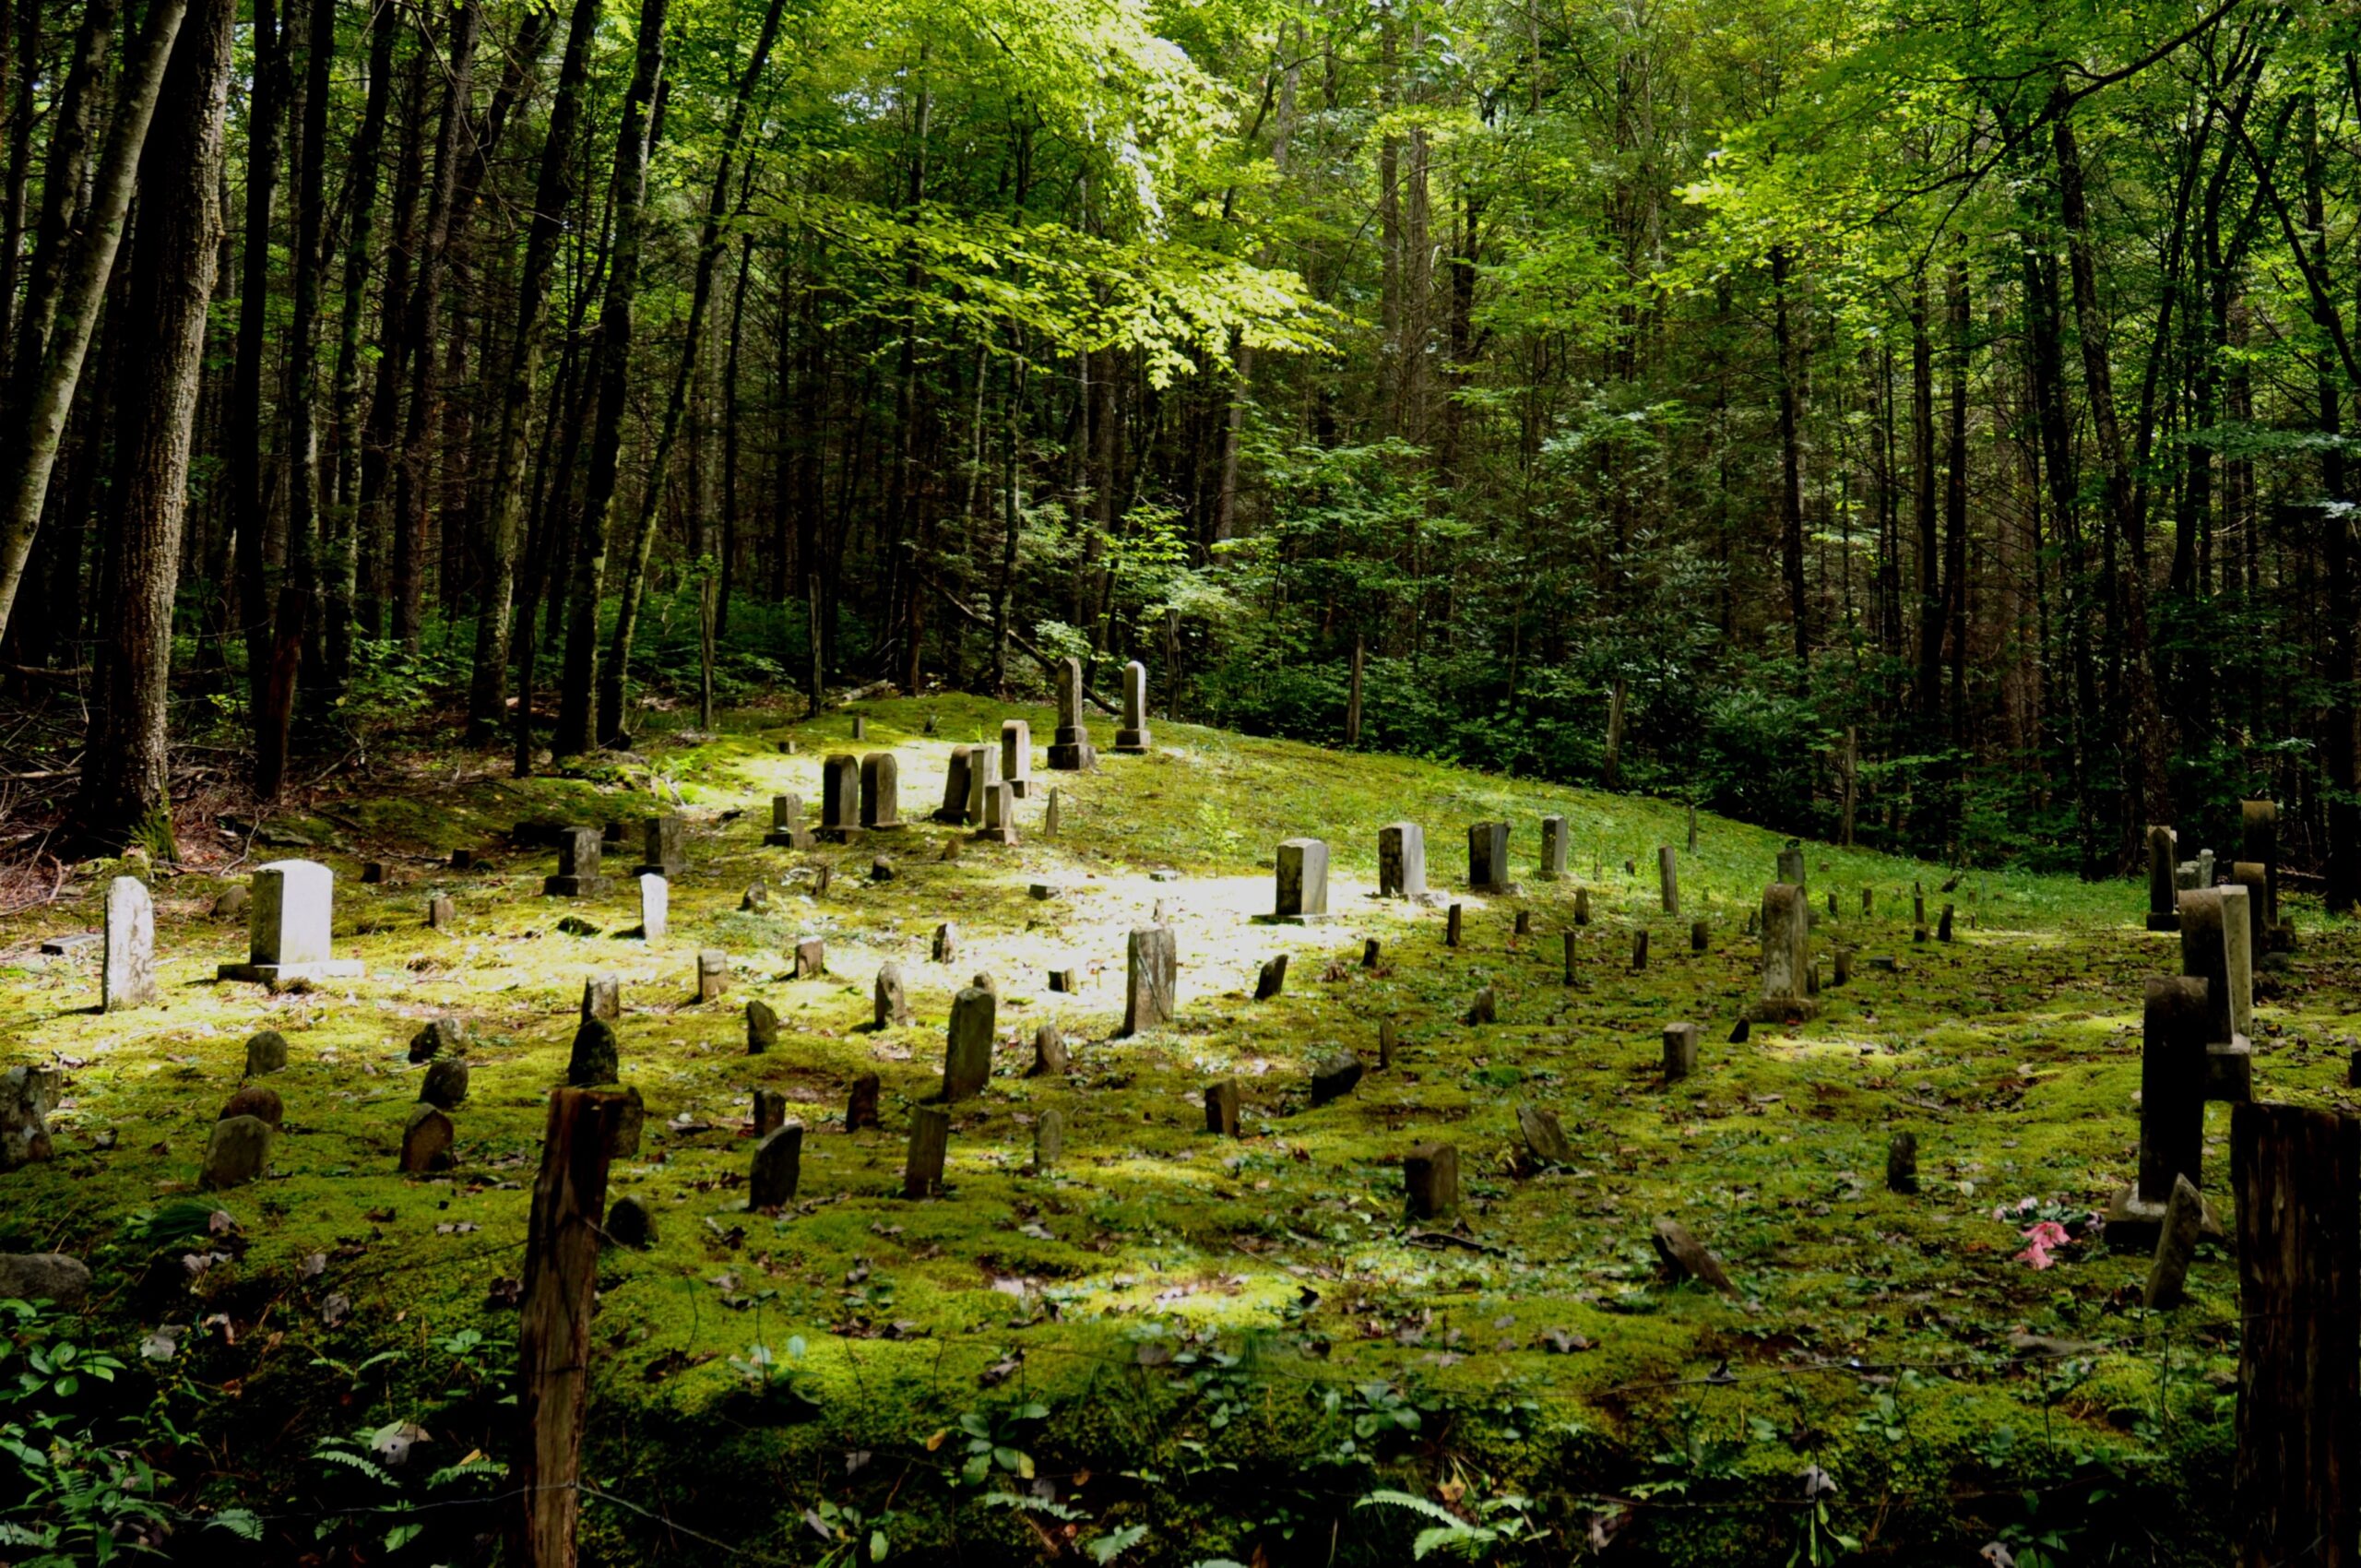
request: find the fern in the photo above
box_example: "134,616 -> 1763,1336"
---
314,1448 -> 396,1488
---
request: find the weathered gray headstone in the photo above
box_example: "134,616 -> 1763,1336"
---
219,860 -> 362,982
2103,974 -> 2210,1244
1268,838 -> 1331,922
860,753 -> 902,829
696,948 -> 730,1003
746,999 -> 778,1054
903,1107 -> 949,1196
638,874 -> 669,941
1539,816 -> 1568,882
568,1018 -> 621,1087
1517,1105 -> 1573,1165
1028,1023 -> 1072,1076
1034,1108 -> 1067,1170
794,936 -> 826,980
941,986 -> 996,1101
1378,823 -> 1429,899
1467,822 -> 1513,894
2182,885 -> 2252,1100
1310,1052 -> 1362,1105
818,755 -> 863,842
1748,882 -> 1815,1022
102,876 -> 158,1011
765,793 -> 814,849
635,814 -> 685,878
427,894 -> 455,930
1044,788 -> 1062,839
1404,1144 -> 1459,1220
244,1030 -> 289,1076
2146,825 -> 2180,931
0,1067 -> 55,1170
750,1124 -> 804,1208
753,1088 -> 788,1135
581,973 -> 622,1023
1663,1021 -> 1701,1083
421,1058 -> 469,1109
1123,926 -> 1176,1034
1446,902 -> 1463,947
399,1106 -> 456,1173
966,742 -> 1003,826
1204,1080 -> 1241,1137
1001,719 -> 1033,799
202,1115 -> 273,1190
1465,985 -> 1496,1025
1047,656 -> 1097,770
873,962 -> 913,1028
2143,1172 -> 2204,1310
976,780 -> 1018,845
1776,845 -> 1806,893
1631,929 -> 1648,970
1112,659 -> 1151,753
1657,846 -> 1679,916
0,1253 -> 89,1309
1573,887 -> 1590,926
935,747 -> 975,825
931,922 -> 958,963
847,1073 -> 881,1131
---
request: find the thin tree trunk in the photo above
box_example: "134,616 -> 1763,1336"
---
225,0 -> 287,692
1771,243 -> 1808,671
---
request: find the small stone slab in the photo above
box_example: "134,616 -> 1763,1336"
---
931,923 -> 959,963
750,1125 -> 803,1209
421,1059 -> 470,1110
1516,1105 -> 1573,1167
746,1000 -> 779,1054
1465,986 -> 1496,1026
1254,954 -> 1288,1001
568,1018 -> 621,1087
2143,1172 -> 2204,1310
696,949 -> 730,1003
604,1194 -> 656,1250
608,1086 -> 647,1160
220,1086 -> 284,1128
1123,926 -> 1176,1035
1028,1024 -> 1072,1076
0,1253 -> 89,1310
874,962 -> 913,1028
753,1088 -> 789,1135
1886,1131 -> 1919,1194
427,895 -> 456,930
1034,1108 -> 1067,1171
847,1074 -> 881,1132
1310,1053 -> 1364,1106
399,1106 -> 456,1174
1404,1144 -> 1460,1219
903,1108 -> 951,1197
244,1030 -> 289,1076
1651,1217 -> 1738,1296
1662,1021 -> 1701,1084
409,1016 -> 464,1063
794,938 -> 827,980
1204,1080 -> 1242,1137
202,1115 -> 274,1190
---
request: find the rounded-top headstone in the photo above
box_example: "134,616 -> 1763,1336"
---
244,1030 -> 290,1076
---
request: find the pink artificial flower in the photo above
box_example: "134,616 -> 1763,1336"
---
2012,1219 -> 2072,1270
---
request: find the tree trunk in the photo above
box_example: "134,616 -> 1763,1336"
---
1771,243 -> 1808,671
67,0 -> 232,855
225,0 -> 287,693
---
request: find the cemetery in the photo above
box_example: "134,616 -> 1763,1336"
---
0,693 -> 2333,1563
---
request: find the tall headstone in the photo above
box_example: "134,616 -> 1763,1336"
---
2231,861 -> 2272,966
765,793 -> 813,849
860,754 -> 902,829
102,876 -> 158,1011
941,986 -> 996,1101
1539,816 -> 1568,881
2240,799 -> 2280,930
965,742 -> 1003,826
935,747 -> 976,824
817,754 -> 863,842
874,962 -> 913,1028
1747,883 -> 1815,1022
1403,1145 -> 1459,1220
749,1125 -> 803,1208
931,922 -> 958,963
1378,823 -> 1428,899
1123,926 -> 1176,1034
2218,883 -> 2256,1043
1112,659 -> 1151,753
1047,657 -> 1097,770
2181,884 -> 2255,1100
1657,846 -> 1679,916
903,1108 -> 951,1196
1467,822 -> 1513,894
638,874 -> 668,941
1000,719 -> 1033,799
218,861 -> 363,983
2146,825 -> 2180,932
2105,975 -> 2212,1243
1267,838 -> 1331,922
1775,845 -> 1806,895
635,815 -> 685,878
542,828 -> 608,897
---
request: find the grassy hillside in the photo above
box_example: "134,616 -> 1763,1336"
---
1,695 -> 2331,1564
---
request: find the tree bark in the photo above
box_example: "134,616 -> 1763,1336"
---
225,0 -> 288,689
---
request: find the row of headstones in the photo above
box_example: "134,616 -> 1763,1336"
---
1265,818 -> 1609,920
2144,803 -> 2292,956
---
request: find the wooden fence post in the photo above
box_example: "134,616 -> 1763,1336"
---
2233,1100 -> 2359,1568
512,1087 -> 630,1568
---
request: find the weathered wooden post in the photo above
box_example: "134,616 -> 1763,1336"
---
513,1088 -> 632,1568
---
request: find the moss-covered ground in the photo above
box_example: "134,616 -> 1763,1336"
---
4,695 -> 2341,1563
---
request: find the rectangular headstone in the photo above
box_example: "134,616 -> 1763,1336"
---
543,827 -> 608,897
1657,846 -> 1679,916
1047,657 -> 1097,770
935,747 -> 975,824
860,753 -> 902,828
2146,825 -> 2180,931
965,742 -> 1003,826
1112,659 -> 1151,753
635,814 -> 685,877
903,1107 -> 951,1197
1467,822 -> 1513,894
1538,816 -> 1568,881
765,793 -> 813,849
1000,719 -> 1033,799
218,861 -> 362,983
817,754 -> 863,842
1378,823 -> 1428,899
1123,926 -> 1176,1034
1267,838 -> 1331,922
941,987 -> 996,1101
638,873 -> 668,941
1746,882 -> 1814,1022
102,876 -> 158,1011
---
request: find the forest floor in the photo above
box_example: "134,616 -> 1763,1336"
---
1,694 -> 2336,1565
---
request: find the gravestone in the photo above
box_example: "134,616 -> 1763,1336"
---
1651,1217 -> 1738,1295
399,1106 -> 456,1173
753,1089 -> 788,1136
1467,822 -> 1513,894
542,828 -> 609,898
1048,656 -> 1097,770
1826,890 -> 1837,921
202,1115 -> 273,1190
362,861 -> 386,885
244,1031 -> 288,1075
1561,931 -> 1577,985
1266,838 -> 1331,922
1573,887 -> 1590,925
638,874 -> 668,941
1044,789 -> 1062,839
850,714 -> 868,741
765,794 -> 813,849
1657,847 -> 1679,915
1255,954 -> 1288,1000
568,1019 -> 621,1087
421,1059 -> 469,1109
1378,1018 -> 1398,1067
847,1073 -> 881,1131
2144,1173 -> 2203,1310
1034,1108 -> 1067,1171
427,895 -> 455,930
1517,1105 -> 1573,1166
818,755 -> 863,842
1362,937 -> 1382,968
746,1000 -> 778,1053
1748,882 -> 1815,1022
934,748 -> 975,824
1937,905 -> 1954,943
2240,799 -> 2280,932
1539,816 -> 1568,881
409,1016 -> 463,1063
2146,825 -> 2180,932
750,1125 -> 803,1208
873,962 -> 913,1028
218,860 -> 363,982
219,1086 -> 283,1127
741,883 -> 772,913
102,876 -> 158,1011
1832,946 -> 1852,986
1776,845 -> 1806,893
2103,974 -> 2212,1245
1663,1021 -> 1701,1083
1123,926 -> 1176,1034
903,1108 -> 951,1196
1000,719 -> 1033,799
860,754 -> 902,829
977,781 -> 1018,845
1113,659 -> 1151,753
1446,904 -> 1463,946
1513,909 -> 1532,936
213,885 -> 250,921
696,949 -> 730,1003
1204,1080 -> 1242,1137
1403,1145 -> 1459,1220
2180,886 -> 2253,1100
2230,861 -> 2272,967
941,986 -> 996,1101
1631,930 -> 1648,970
2218,883 -> 2256,1043
795,937 -> 826,979
1378,823 -> 1429,899
1691,919 -> 1709,954
964,742 -> 1002,825
1465,986 -> 1496,1025
0,1067 -> 56,1170
635,815 -> 685,878
1310,1052 -> 1363,1105
581,974 -> 621,1023
608,1087 -> 647,1160
931,922 -> 958,963
603,1195 -> 655,1250
1028,1023 -> 1072,1075
1886,1132 -> 1919,1194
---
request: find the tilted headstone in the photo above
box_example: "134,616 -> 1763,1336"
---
635,815 -> 685,878
1379,822 -> 1429,899
1001,719 -> 1034,799
607,1086 -> 647,1160
1047,656 -> 1097,770
1467,822 -> 1513,894
1123,926 -> 1176,1034
1631,929 -> 1648,970
399,1106 -> 456,1173
941,986 -> 996,1101
934,748 -> 975,825
202,1115 -> 273,1190
102,876 -> 158,1011
860,753 -> 902,829
1516,1105 -> 1573,1166
2144,1173 -> 2204,1310
1403,1145 -> 1459,1220
219,860 -> 362,982
874,962 -> 913,1028
818,755 -> 863,842
1657,847 -> 1679,916
765,793 -> 813,849
543,828 -> 609,898
903,1108 -> 951,1197
638,874 -> 669,941
1748,883 -> 1815,1021
1539,816 -> 1568,882
750,1125 -> 803,1209
1254,954 -> 1288,1000
745,999 -> 778,1053
1310,1052 -> 1363,1105
1267,837 -> 1331,922
2145,825 -> 2180,932
2105,974 -> 2211,1244
1112,659 -> 1151,753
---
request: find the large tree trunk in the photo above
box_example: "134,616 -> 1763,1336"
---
68,0 -> 232,856
597,0 -> 788,743
0,0 -> 191,647
467,0 -> 603,741
225,0 -> 287,692
553,0 -> 669,756
8,0 -> 113,381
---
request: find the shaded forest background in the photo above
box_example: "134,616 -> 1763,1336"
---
0,0 -> 2354,889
